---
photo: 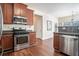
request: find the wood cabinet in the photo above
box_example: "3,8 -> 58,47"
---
54,32 -> 60,50
20,4 -> 27,17
14,3 -> 21,16
26,9 -> 33,25
14,3 -> 27,17
29,32 -> 36,45
1,3 -> 13,24
1,3 -> 33,25
2,34 -> 13,50
14,3 -> 33,25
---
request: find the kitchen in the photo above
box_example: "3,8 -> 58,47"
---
0,3 -> 36,55
0,3 -> 79,56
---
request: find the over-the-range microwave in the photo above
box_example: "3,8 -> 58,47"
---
13,16 -> 28,25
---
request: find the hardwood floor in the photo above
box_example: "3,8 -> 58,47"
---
3,38 -> 65,56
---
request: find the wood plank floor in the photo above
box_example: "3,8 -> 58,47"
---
3,38 -> 65,56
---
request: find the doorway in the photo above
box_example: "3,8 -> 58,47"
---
34,14 -> 43,40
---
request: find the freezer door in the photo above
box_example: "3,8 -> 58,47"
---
0,5 -> 3,40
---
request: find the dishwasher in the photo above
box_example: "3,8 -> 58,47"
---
60,34 -> 78,56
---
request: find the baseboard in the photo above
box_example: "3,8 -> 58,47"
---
42,38 -> 53,40
36,38 -> 42,40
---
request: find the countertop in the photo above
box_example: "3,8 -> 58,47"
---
54,32 -> 79,36
2,30 -> 13,35
2,30 -> 35,35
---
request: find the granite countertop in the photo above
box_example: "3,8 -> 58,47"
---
2,30 -> 35,35
2,30 -> 13,35
55,32 -> 79,36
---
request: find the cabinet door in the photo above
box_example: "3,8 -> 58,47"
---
29,32 -> 36,45
2,35 -> 13,50
1,3 -> 13,24
1,4 -> 6,24
14,3 -> 21,16
26,9 -> 33,25
6,4 -> 13,24
2,3 -> 13,24
20,4 -> 27,17
54,33 -> 60,50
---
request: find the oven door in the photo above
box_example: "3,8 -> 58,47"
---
14,34 -> 29,51
15,35 -> 28,44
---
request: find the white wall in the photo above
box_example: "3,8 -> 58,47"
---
42,15 -> 58,40
27,5 -> 58,40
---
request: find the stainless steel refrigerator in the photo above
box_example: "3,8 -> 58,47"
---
0,4 -> 3,55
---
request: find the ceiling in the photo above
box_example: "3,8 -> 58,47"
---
26,3 -> 79,17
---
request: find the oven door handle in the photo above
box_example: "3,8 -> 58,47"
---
14,34 -> 29,37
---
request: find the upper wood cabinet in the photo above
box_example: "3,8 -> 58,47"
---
20,4 -> 27,17
1,3 -> 33,25
14,3 -> 27,17
26,9 -> 33,25
1,3 -> 13,24
27,9 -> 33,25
14,3 -> 33,25
14,3 -> 21,16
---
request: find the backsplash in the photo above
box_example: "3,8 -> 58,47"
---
2,24 -> 34,31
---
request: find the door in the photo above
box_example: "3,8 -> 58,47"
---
29,32 -> 36,45
20,4 -> 27,17
54,33 -> 60,50
2,35 -> 13,50
2,3 -> 13,24
6,4 -> 13,24
0,4 -> 3,44
34,14 -> 43,39
26,9 -> 33,25
14,3 -> 21,16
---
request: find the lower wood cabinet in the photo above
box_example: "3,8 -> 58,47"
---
2,34 -> 13,50
53,32 -> 60,50
29,32 -> 36,45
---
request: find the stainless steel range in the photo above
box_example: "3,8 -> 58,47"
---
13,28 -> 29,51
